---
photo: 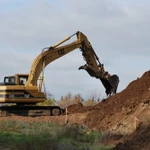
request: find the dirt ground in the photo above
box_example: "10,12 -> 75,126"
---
1,70 -> 150,150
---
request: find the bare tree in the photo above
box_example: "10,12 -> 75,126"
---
57,92 -> 72,108
87,90 -> 103,102
71,93 -> 83,105
83,99 -> 96,106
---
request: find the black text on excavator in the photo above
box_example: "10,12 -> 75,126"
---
0,31 -> 119,116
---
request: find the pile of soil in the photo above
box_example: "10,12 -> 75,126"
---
68,70 -> 150,114
66,70 -> 150,149
68,71 -> 150,125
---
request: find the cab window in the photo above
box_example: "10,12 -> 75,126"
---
4,77 -> 15,84
19,77 -> 28,85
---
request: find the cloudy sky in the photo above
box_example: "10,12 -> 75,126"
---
0,0 -> 150,100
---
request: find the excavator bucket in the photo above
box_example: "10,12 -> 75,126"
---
100,74 -> 119,96
79,64 -> 119,96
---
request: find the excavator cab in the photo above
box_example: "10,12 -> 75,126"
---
0,74 -> 29,86
0,74 -> 45,103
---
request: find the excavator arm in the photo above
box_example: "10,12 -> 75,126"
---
77,32 -> 119,95
26,31 -> 119,96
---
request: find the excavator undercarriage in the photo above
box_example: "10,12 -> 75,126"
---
0,105 -> 64,117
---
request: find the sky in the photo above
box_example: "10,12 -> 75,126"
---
0,0 -> 150,100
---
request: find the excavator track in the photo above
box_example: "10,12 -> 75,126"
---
0,105 -> 64,117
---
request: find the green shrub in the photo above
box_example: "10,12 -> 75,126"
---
0,120 -> 113,150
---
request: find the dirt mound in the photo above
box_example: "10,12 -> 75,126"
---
85,71 -> 150,127
68,71 -> 150,127
66,70 -> 150,149
68,70 -> 150,113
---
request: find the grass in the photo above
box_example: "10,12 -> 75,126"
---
0,120 -> 114,150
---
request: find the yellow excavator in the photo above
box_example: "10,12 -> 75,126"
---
0,31 -> 119,116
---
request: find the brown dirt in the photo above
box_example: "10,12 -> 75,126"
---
1,70 -> 150,150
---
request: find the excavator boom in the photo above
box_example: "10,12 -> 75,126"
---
27,31 -> 119,96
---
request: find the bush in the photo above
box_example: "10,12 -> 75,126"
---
0,120 -> 113,150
